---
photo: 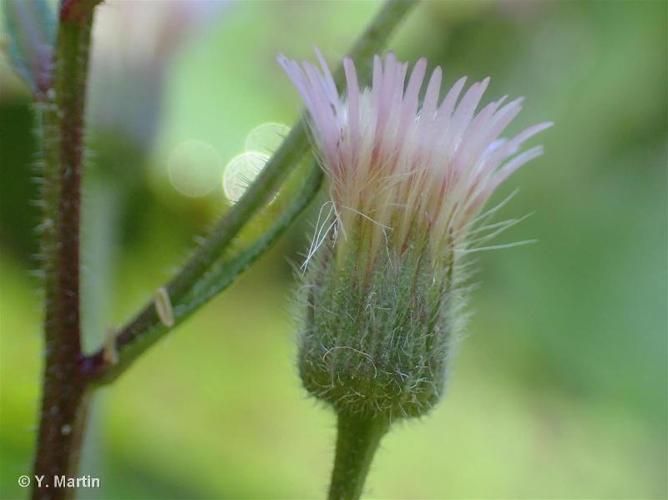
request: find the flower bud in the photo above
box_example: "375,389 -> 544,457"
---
280,51 -> 551,421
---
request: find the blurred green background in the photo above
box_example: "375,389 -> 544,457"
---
1,1 -> 666,498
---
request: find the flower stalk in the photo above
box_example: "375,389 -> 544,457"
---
329,414 -> 389,500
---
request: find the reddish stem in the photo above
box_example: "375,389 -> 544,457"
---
32,12 -> 95,500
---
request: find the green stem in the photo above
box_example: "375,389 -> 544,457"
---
84,0 -> 419,383
176,164 -> 324,331
32,6 -> 96,500
329,414 -> 390,500
89,163 -> 324,385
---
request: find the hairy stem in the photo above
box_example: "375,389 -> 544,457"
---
328,414 -> 390,500
32,8 -> 95,500
87,162 -> 323,384
85,0 -> 419,383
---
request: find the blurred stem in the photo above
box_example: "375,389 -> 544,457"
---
329,414 -> 390,500
84,0 -> 419,384
32,5 -> 96,500
60,0 -> 102,23
182,164 -> 323,317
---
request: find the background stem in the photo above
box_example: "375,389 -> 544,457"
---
32,9 -> 95,500
328,414 -> 390,500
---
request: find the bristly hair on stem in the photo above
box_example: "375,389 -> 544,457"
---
32,4 -> 96,499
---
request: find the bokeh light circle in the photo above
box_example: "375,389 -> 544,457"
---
244,122 -> 291,156
167,140 -> 222,198
223,152 -> 271,204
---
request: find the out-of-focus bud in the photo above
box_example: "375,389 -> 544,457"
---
88,0 -> 226,148
3,0 -> 55,98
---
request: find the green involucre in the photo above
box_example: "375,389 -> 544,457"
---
298,232 -> 464,420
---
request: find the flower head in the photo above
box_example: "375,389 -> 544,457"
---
279,50 -> 552,261
281,50 -> 552,420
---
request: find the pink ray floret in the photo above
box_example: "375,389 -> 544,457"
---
278,50 -> 552,255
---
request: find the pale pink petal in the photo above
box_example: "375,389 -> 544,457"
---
438,76 -> 468,120
343,58 -> 360,142
491,145 -> 544,190
399,58 -> 427,132
315,48 -> 339,107
422,66 -> 443,118
278,50 -> 552,253
448,77 -> 490,149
